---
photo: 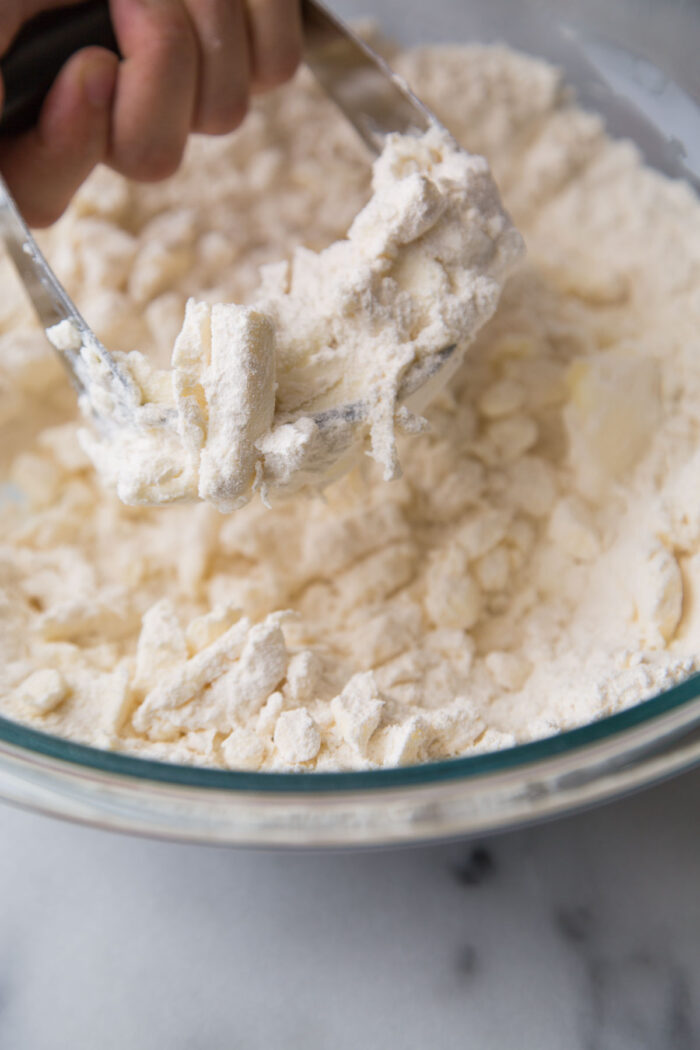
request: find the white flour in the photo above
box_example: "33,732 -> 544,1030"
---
1,44 -> 700,770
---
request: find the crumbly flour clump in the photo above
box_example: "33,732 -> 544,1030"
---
2,45 -> 700,770
51,124 -> 522,510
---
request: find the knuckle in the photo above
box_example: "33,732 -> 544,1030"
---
255,48 -> 301,92
154,3 -> 195,54
115,141 -> 183,182
195,94 -> 248,136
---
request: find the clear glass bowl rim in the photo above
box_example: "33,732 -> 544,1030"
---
2,671 -> 700,793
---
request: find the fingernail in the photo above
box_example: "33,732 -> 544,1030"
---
84,60 -> 117,109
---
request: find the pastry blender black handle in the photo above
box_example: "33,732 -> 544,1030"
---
0,0 -> 119,136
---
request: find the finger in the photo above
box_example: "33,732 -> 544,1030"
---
0,47 -> 117,226
246,0 -> 301,94
185,0 -> 249,135
108,0 -> 198,181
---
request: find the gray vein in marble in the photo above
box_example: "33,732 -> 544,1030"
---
452,845 -> 497,887
553,894 -> 698,1047
453,944 -> 479,978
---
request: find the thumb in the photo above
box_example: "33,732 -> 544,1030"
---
0,46 -> 118,225
0,0 -> 107,133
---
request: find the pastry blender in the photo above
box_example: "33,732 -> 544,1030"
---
0,0 -> 456,432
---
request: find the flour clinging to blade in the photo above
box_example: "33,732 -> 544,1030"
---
70,124 -> 522,511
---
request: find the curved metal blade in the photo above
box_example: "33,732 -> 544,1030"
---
302,0 -> 435,155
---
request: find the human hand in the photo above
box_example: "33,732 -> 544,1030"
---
0,0 -> 302,225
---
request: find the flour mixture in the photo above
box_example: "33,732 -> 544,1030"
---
49,124 -> 522,510
2,44 -> 700,770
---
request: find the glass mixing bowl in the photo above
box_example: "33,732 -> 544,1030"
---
2,0 -> 700,846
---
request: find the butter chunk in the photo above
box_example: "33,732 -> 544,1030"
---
548,497 -> 600,562
134,600 -> 188,692
485,650 -> 532,691
331,672 -> 384,755
381,715 -> 429,767
274,708 -> 321,764
222,727 -> 266,771
198,306 -> 276,512
634,543 -> 683,647
565,353 -> 661,498
285,650 -> 323,703
18,668 -> 69,714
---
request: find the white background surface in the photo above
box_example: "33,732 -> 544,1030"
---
1,770 -> 699,1049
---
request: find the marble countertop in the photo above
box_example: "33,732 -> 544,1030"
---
1,770 -> 698,1049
